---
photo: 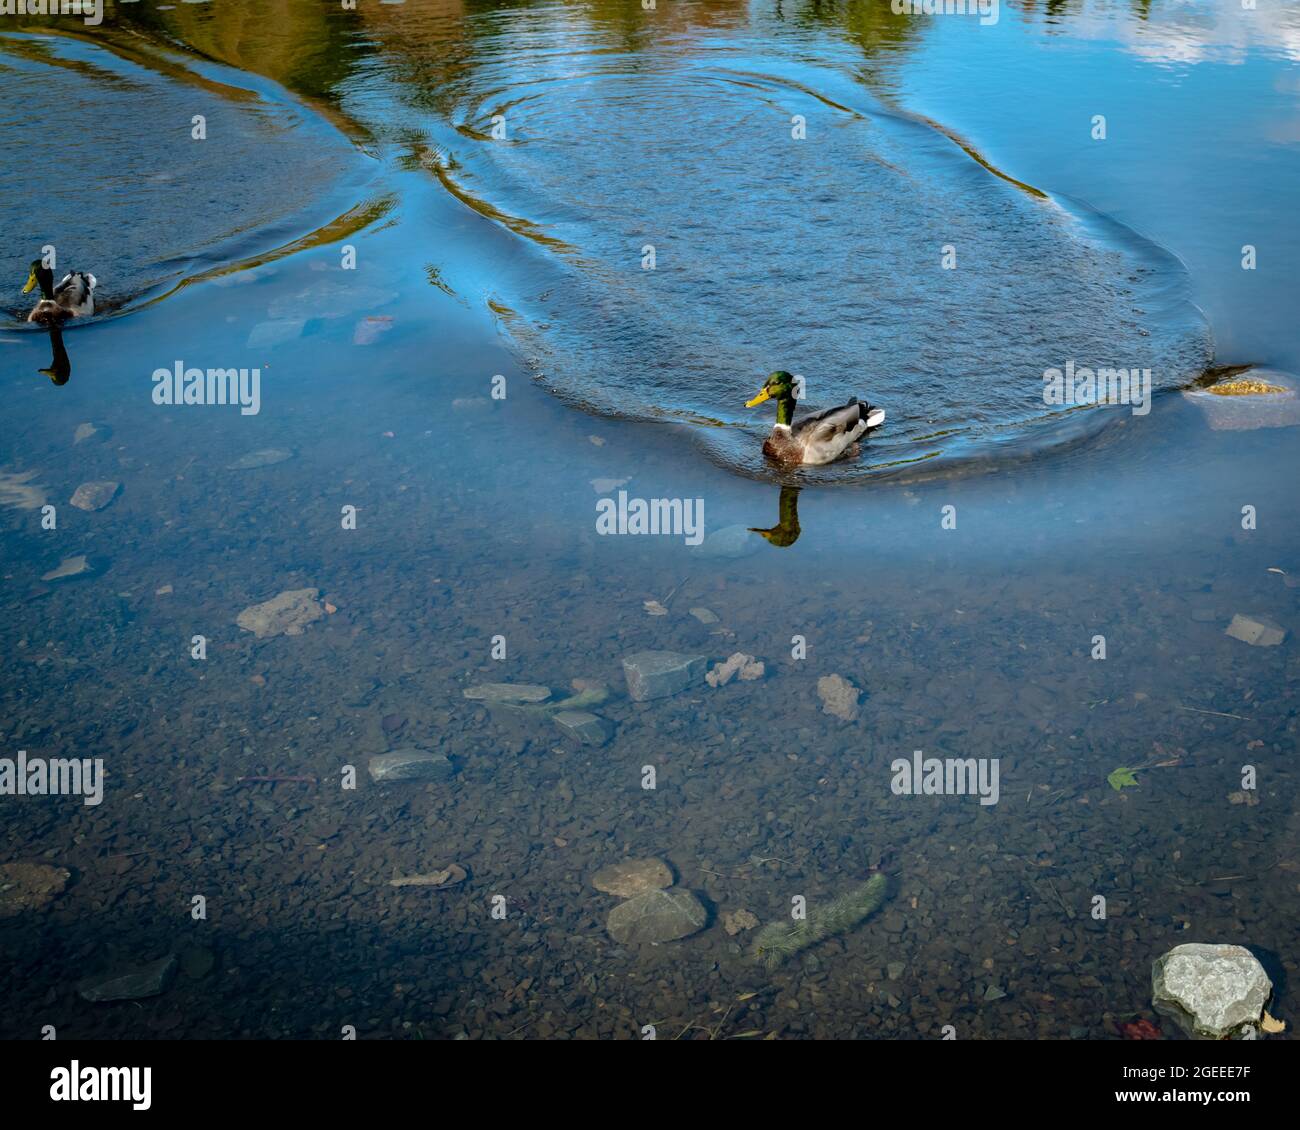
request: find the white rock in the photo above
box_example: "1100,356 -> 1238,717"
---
1152,943 -> 1272,1039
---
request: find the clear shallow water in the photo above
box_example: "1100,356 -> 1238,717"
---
0,1 -> 1297,1043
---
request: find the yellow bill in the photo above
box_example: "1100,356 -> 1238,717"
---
22,268 -> 38,294
745,388 -> 771,407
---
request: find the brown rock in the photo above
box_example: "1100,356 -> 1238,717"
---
0,862 -> 71,918
592,857 -> 674,898
236,588 -> 325,638
818,673 -> 860,721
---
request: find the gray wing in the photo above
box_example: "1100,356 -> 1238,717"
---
792,399 -> 871,443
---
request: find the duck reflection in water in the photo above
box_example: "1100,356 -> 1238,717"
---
41,325 -> 72,385
749,485 -> 802,548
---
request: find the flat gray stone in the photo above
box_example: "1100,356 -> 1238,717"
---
606,888 -> 707,945
73,421 -> 110,445
553,710 -> 611,746
70,481 -> 119,511
78,954 -> 177,1002
592,858 -> 673,898
1152,943 -> 1272,1039
41,554 -> 94,583
246,319 -> 305,349
368,747 -> 453,783
226,449 -> 294,471
621,650 -> 705,702
1225,613 -> 1287,647
463,683 -> 551,703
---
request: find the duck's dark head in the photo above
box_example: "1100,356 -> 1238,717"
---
23,260 -> 54,300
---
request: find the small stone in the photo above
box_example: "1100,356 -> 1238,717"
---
70,480 -> 119,511
553,710 -> 611,747
0,862 -> 71,918
73,421 -> 110,445
389,864 -> 467,889
706,652 -> 765,687
155,584 -> 173,596
817,673 -> 860,721
643,600 -> 669,616
606,888 -> 707,944
78,955 -> 177,1002
1225,613 -> 1287,647
887,961 -> 906,981
571,677 -> 608,695
236,588 -> 324,638
246,319 -> 304,349
1152,943 -> 1273,1039
462,683 -> 551,703
722,909 -> 759,936
592,858 -> 673,898
694,524 -> 761,559
591,478 -> 629,494
225,448 -> 293,471
381,713 -> 406,733
621,650 -> 706,701
41,554 -> 94,583
983,984 -> 1007,1002
1227,790 -> 1259,807
368,747 -> 454,783
452,397 -> 491,411
689,607 -> 719,624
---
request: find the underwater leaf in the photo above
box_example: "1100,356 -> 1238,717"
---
1261,1011 -> 1286,1034
1107,767 -> 1140,791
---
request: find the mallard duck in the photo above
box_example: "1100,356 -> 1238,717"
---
23,260 -> 97,324
745,371 -> 884,465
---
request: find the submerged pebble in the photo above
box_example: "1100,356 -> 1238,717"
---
606,888 -> 706,945
368,747 -> 454,783
592,858 -> 673,898
463,683 -> 551,703
817,673 -> 860,721
236,588 -> 324,638
225,448 -> 294,471
622,650 -> 705,701
553,709 -> 611,746
70,480 -> 120,512
41,554 -> 95,583
0,862 -> 71,918
1225,613 -> 1287,647
78,955 -> 177,1003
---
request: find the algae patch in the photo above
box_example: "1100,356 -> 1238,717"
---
1205,378 -> 1288,396
751,873 -> 888,970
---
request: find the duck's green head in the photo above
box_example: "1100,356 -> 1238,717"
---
746,370 -> 796,424
23,260 -> 52,298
